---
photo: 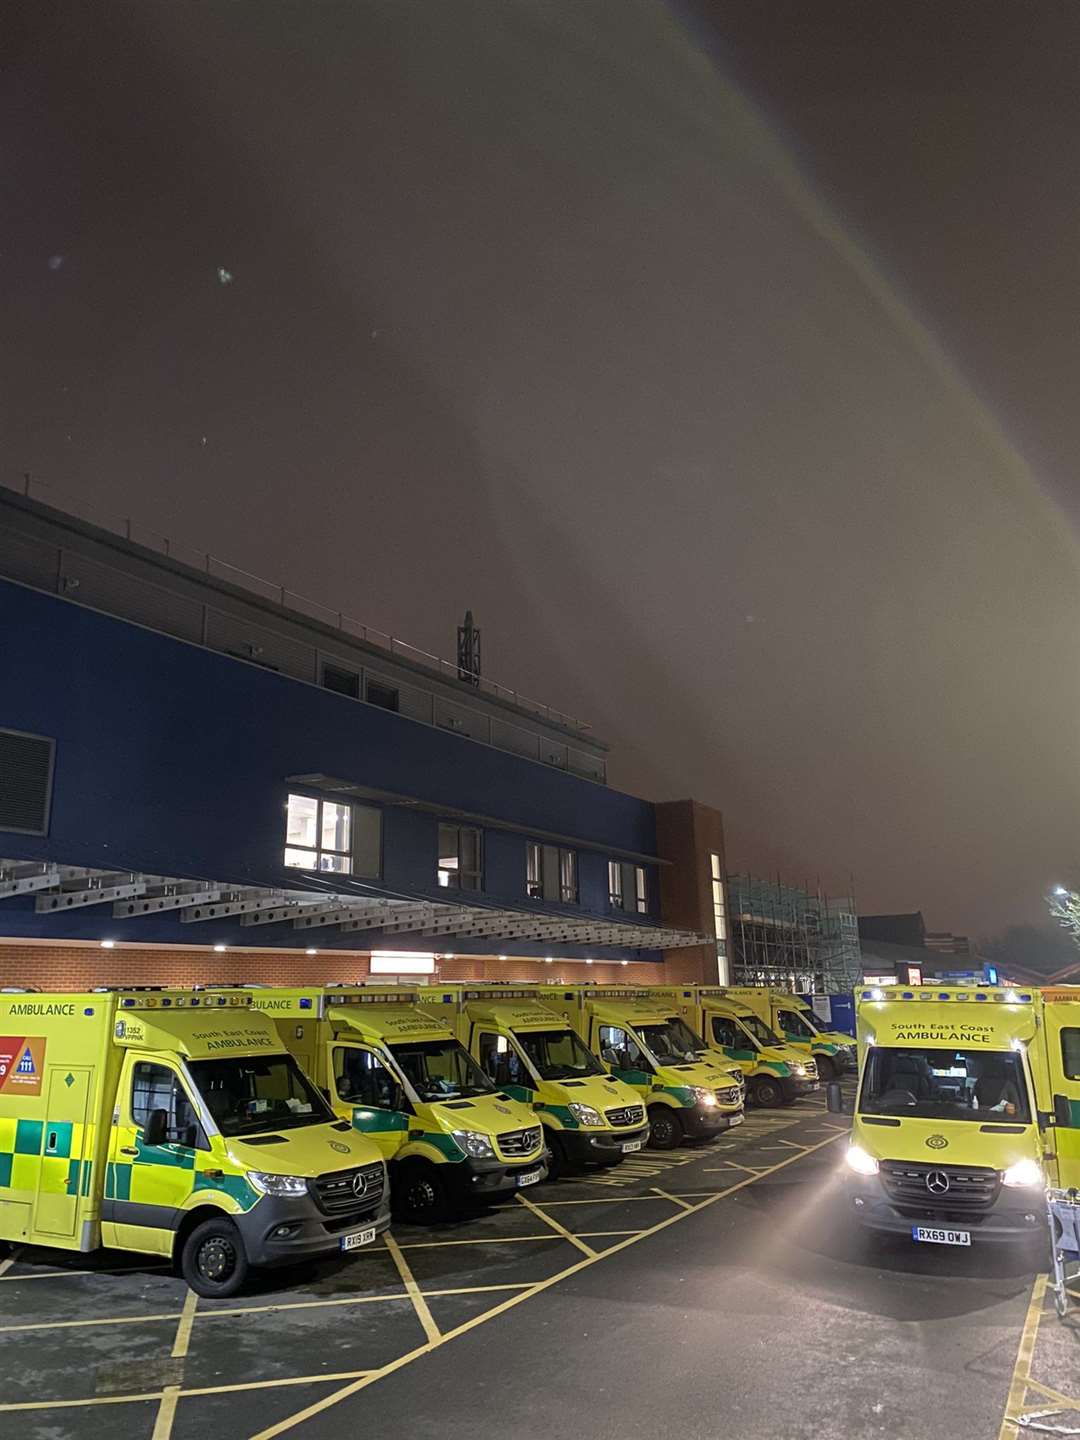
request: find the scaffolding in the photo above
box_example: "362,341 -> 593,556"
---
727,873 -> 861,993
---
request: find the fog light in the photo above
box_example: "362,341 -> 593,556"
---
853,1197 -> 865,1208
272,1223 -> 300,1239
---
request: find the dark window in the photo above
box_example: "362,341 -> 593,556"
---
334,1047 -> 404,1110
1062,1029 -> 1080,1081
322,663 -> 360,699
366,680 -> 400,713
438,823 -> 482,890
477,1031 -> 529,1088
598,1024 -> 647,1071
711,1016 -> 741,1049
0,728 -> 55,836
526,843 -> 577,903
131,1061 -> 204,1148
859,1046 -> 1031,1123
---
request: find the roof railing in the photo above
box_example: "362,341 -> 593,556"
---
4,472 -> 591,735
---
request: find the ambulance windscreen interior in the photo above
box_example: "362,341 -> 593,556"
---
514,1029 -> 604,1081
388,1039 -> 494,1101
859,1047 -> 1030,1123
635,1018 -> 708,1065
188,1055 -> 335,1135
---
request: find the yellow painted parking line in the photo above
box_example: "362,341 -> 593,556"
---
171,1287 -> 198,1360
516,1192 -> 597,1257
774,1138 -> 809,1150
151,1388 -> 181,1440
398,1233 -> 558,1250
576,1230 -> 644,1238
493,1194 -> 690,1209
0,1391 -> 168,1413
0,1253 -> 16,1279
702,1161 -> 766,1175
1023,1376 -> 1080,1411
651,1188 -> 693,1212
250,1132 -> 848,1440
997,1274 -> 1049,1440
0,1264 -> 171,1282
385,1235 -> 441,1345
0,1309 -> 183,1335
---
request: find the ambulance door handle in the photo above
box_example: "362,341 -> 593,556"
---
120,1146 -> 138,1156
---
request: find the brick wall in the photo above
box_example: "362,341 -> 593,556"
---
0,943 -> 666,991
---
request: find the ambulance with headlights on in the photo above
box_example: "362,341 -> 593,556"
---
424,985 -> 651,1176
248,985 -> 546,1222
536,985 -> 745,1149
0,989 -> 389,1296
833,984 -> 1080,1248
724,988 -> 857,1081
651,986 -> 818,1109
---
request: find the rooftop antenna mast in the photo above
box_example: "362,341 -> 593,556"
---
457,610 -> 481,686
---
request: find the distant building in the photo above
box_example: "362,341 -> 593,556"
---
924,931 -> 974,956
726,874 -> 860,993
858,912 -> 927,948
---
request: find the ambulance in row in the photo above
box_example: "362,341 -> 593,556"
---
0,989 -> 390,1297
244,985 -> 548,1220
723,987 -> 857,1080
833,984 -> 1080,1247
533,985 -> 746,1148
648,986 -> 820,1108
423,985 -> 653,1173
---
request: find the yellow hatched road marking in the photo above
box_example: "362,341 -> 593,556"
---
703,1161 -> 767,1174
997,1275 -> 1049,1440
384,1235 -> 441,1345
171,1288 -> 198,1359
249,1132 -> 847,1440
651,1188 -> 693,1212
0,1254 -> 15,1279
515,1193 -> 596,1257
151,1274 -> 199,1440
1023,1377 -> 1080,1411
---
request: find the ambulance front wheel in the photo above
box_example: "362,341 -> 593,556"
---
647,1106 -> 683,1150
394,1160 -> 451,1224
815,1056 -> 837,1082
750,1075 -> 784,1109
180,1216 -> 250,1298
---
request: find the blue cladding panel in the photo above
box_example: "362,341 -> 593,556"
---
0,580 -> 661,953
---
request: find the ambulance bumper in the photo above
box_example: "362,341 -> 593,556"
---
779,1076 -> 820,1101
683,1105 -> 744,1138
451,1152 -> 550,1200
847,1180 -> 1046,1243
561,1122 -> 651,1162
237,1189 -> 392,1267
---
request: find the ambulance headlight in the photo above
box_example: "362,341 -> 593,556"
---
247,1171 -> 309,1197
793,1064 -> 808,1077
690,1087 -> 717,1107
1002,1158 -> 1043,1189
568,1102 -> 604,1127
845,1145 -> 879,1177
452,1129 -> 495,1159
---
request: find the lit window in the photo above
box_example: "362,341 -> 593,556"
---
560,849 -> 578,905
439,824 -> 482,890
609,860 -> 623,909
709,851 -> 726,940
634,866 -> 647,914
526,842 -> 543,899
284,793 -> 380,877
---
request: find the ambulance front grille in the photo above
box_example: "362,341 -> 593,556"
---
605,1105 -> 646,1128
880,1161 -> 999,1213
497,1125 -> 543,1157
715,1088 -> 742,1107
310,1162 -> 385,1215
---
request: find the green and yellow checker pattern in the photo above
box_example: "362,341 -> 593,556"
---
0,1116 -> 94,1199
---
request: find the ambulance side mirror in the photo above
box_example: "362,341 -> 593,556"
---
1054,1094 -> 1073,1129
143,1108 -> 168,1147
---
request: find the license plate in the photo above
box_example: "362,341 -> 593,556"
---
810,1083 -> 820,1092
517,1168 -> 542,1187
728,1113 -> 744,1126
911,1225 -> 970,1246
622,1139 -> 643,1153
340,1225 -> 377,1252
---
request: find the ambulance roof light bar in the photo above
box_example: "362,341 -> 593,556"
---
859,987 -> 1033,1004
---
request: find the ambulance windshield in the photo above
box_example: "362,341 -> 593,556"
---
637,1018 -> 708,1065
390,1039 -> 495,1101
778,1008 -> 819,1039
860,1046 -> 1031,1123
189,1054 -> 335,1135
515,1029 -> 604,1080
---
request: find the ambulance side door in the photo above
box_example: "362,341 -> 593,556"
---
475,1029 -> 535,1105
1045,1009 -> 1080,1189
103,1053 -> 205,1255
331,1044 -> 408,1164
709,1016 -> 757,1070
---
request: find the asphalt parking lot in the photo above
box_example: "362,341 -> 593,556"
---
0,1086 -> 1074,1440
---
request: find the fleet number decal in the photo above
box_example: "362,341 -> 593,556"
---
0,1036 -> 46,1096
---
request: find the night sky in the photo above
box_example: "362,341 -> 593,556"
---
5,1 -> 1080,942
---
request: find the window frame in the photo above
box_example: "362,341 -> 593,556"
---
438,823 -> 483,891
320,662 -> 360,699
1062,1027 -> 1080,1082
608,860 -> 623,909
283,791 -> 382,878
526,842 -> 578,904
130,1059 -> 208,1150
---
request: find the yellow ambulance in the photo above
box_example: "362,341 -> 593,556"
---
536,985 -> 745,1150
834,984 -> 1080,1247
424,985 -> 651,1176
0,989 -> 389,1296
723,987 -> 856,1080
247,985 -> 547,1222
652,986 -> 819,1108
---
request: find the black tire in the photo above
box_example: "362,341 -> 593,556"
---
180,1216 -> 249,1299
394,1160 -> 451,1224
815,1055 -> 837,1082
544,1130 -> 571,1182
751,1075 -> 785,1109
647,1105 -> 683,1150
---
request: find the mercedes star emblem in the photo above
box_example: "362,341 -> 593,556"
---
925,1170 -> 950,1195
